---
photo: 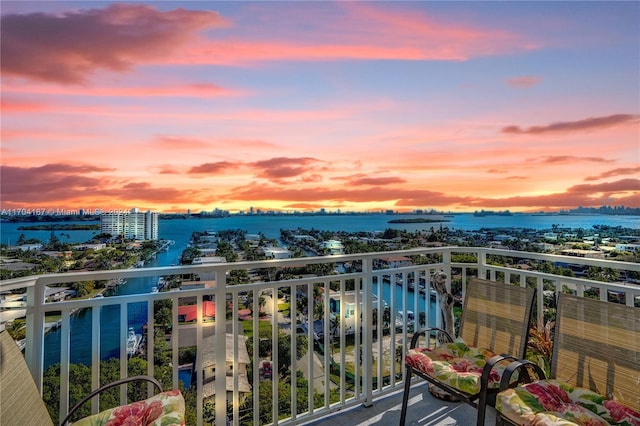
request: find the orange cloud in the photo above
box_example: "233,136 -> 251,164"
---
527,156 -> 614,164
1,4 -> 228,84
225,184 -> 463,205
584,167 -> 640,182
396,179 -> 640,209
502,114 -> 639,135
189,162 -> 241,174
157,166 -> 180,175
348,176 -> 407,186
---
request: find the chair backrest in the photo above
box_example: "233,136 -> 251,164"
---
459,278 -> 536,359
0,330 -> 54,426
551,293 -> 640,412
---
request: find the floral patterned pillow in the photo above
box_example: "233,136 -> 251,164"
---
405,338 -> 506,394
496,380 -> 640,426
71,389 -> 185,426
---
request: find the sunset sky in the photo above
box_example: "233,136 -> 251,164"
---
1,1 -> 639,214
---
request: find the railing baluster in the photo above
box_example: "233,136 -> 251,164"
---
91,305 -> 100,414
146,298 -> 154,394
60,309 -> 71,421
362,257 -> 373,405
196,295 -> 204,425
252,289 -> 259,425
119,302 -> 127,406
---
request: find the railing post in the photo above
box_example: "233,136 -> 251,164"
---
24,277 -> 44,393
478,249 -> 488,279
362,257 -> 373,407
215,268 -> 227,426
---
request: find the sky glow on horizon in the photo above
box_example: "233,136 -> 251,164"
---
1,1 -> 639,214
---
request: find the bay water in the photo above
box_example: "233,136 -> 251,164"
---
3,213 -> 638,367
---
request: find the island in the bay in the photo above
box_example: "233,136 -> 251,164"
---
387,218 -> 450,224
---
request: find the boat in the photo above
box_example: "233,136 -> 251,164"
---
396,310 -> 415,332
126,327 -> 142,357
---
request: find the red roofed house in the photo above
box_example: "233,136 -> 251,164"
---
178,301 -> 216,322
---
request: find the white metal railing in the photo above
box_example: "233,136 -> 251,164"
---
1,247 -> 639,425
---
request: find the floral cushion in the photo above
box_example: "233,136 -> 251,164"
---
71,389 -> 185,426
404,338 -> 506,395
496,379 -> 640,426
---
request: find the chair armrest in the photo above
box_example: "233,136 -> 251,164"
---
498,360 -> 546,392
60,375 -> 162,426
409,327 -> 453,349
480,354 -> 518,388
477,354 -> 518,406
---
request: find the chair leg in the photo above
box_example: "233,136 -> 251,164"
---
399,366 -> 413,426
476,402 -> 487,426
476,392 -> 487,426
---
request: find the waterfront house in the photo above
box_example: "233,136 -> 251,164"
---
178,301 -> 216,322
616,243 -> 640,252
262,246 -> 291,259
201,333 -> 251,399
375,254 -> 412,269
322,239 -> 344,255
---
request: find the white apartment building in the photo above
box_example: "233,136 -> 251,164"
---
100,208 -> 158,240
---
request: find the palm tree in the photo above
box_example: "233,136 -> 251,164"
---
5,320 -> 25,340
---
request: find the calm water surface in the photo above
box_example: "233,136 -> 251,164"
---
3,213 -> 637,367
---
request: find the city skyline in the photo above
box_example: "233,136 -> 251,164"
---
1,1 -> 639,213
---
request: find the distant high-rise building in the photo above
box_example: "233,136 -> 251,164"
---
100,208 -> 158,240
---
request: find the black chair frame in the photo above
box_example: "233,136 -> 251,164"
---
60,375 -> 162,426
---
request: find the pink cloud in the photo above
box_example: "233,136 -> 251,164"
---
0,163 -> 213,208
3,82 -> 240,98
0,97 -> 49,113
172,2 -> 535,66
1,2 -> 537,86
155,136 -> 212,150
250,157 -> 325,181
506,76 -> 541,88
502,114 -> 639,135
0,164 -> 113,201
1,4 -> 228,84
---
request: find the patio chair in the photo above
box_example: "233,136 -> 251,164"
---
0,329 -> 185,425
399,278 -> 536,426
495,293 -> 640,425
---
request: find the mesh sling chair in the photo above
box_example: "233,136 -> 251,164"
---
0,329 -> 185,425
399,278 -> 536,426
495,293 -> 640,425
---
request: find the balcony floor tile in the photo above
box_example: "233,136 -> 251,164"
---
303,383 -> 496,425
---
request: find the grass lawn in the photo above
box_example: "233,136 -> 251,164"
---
241,318 -> 275,338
